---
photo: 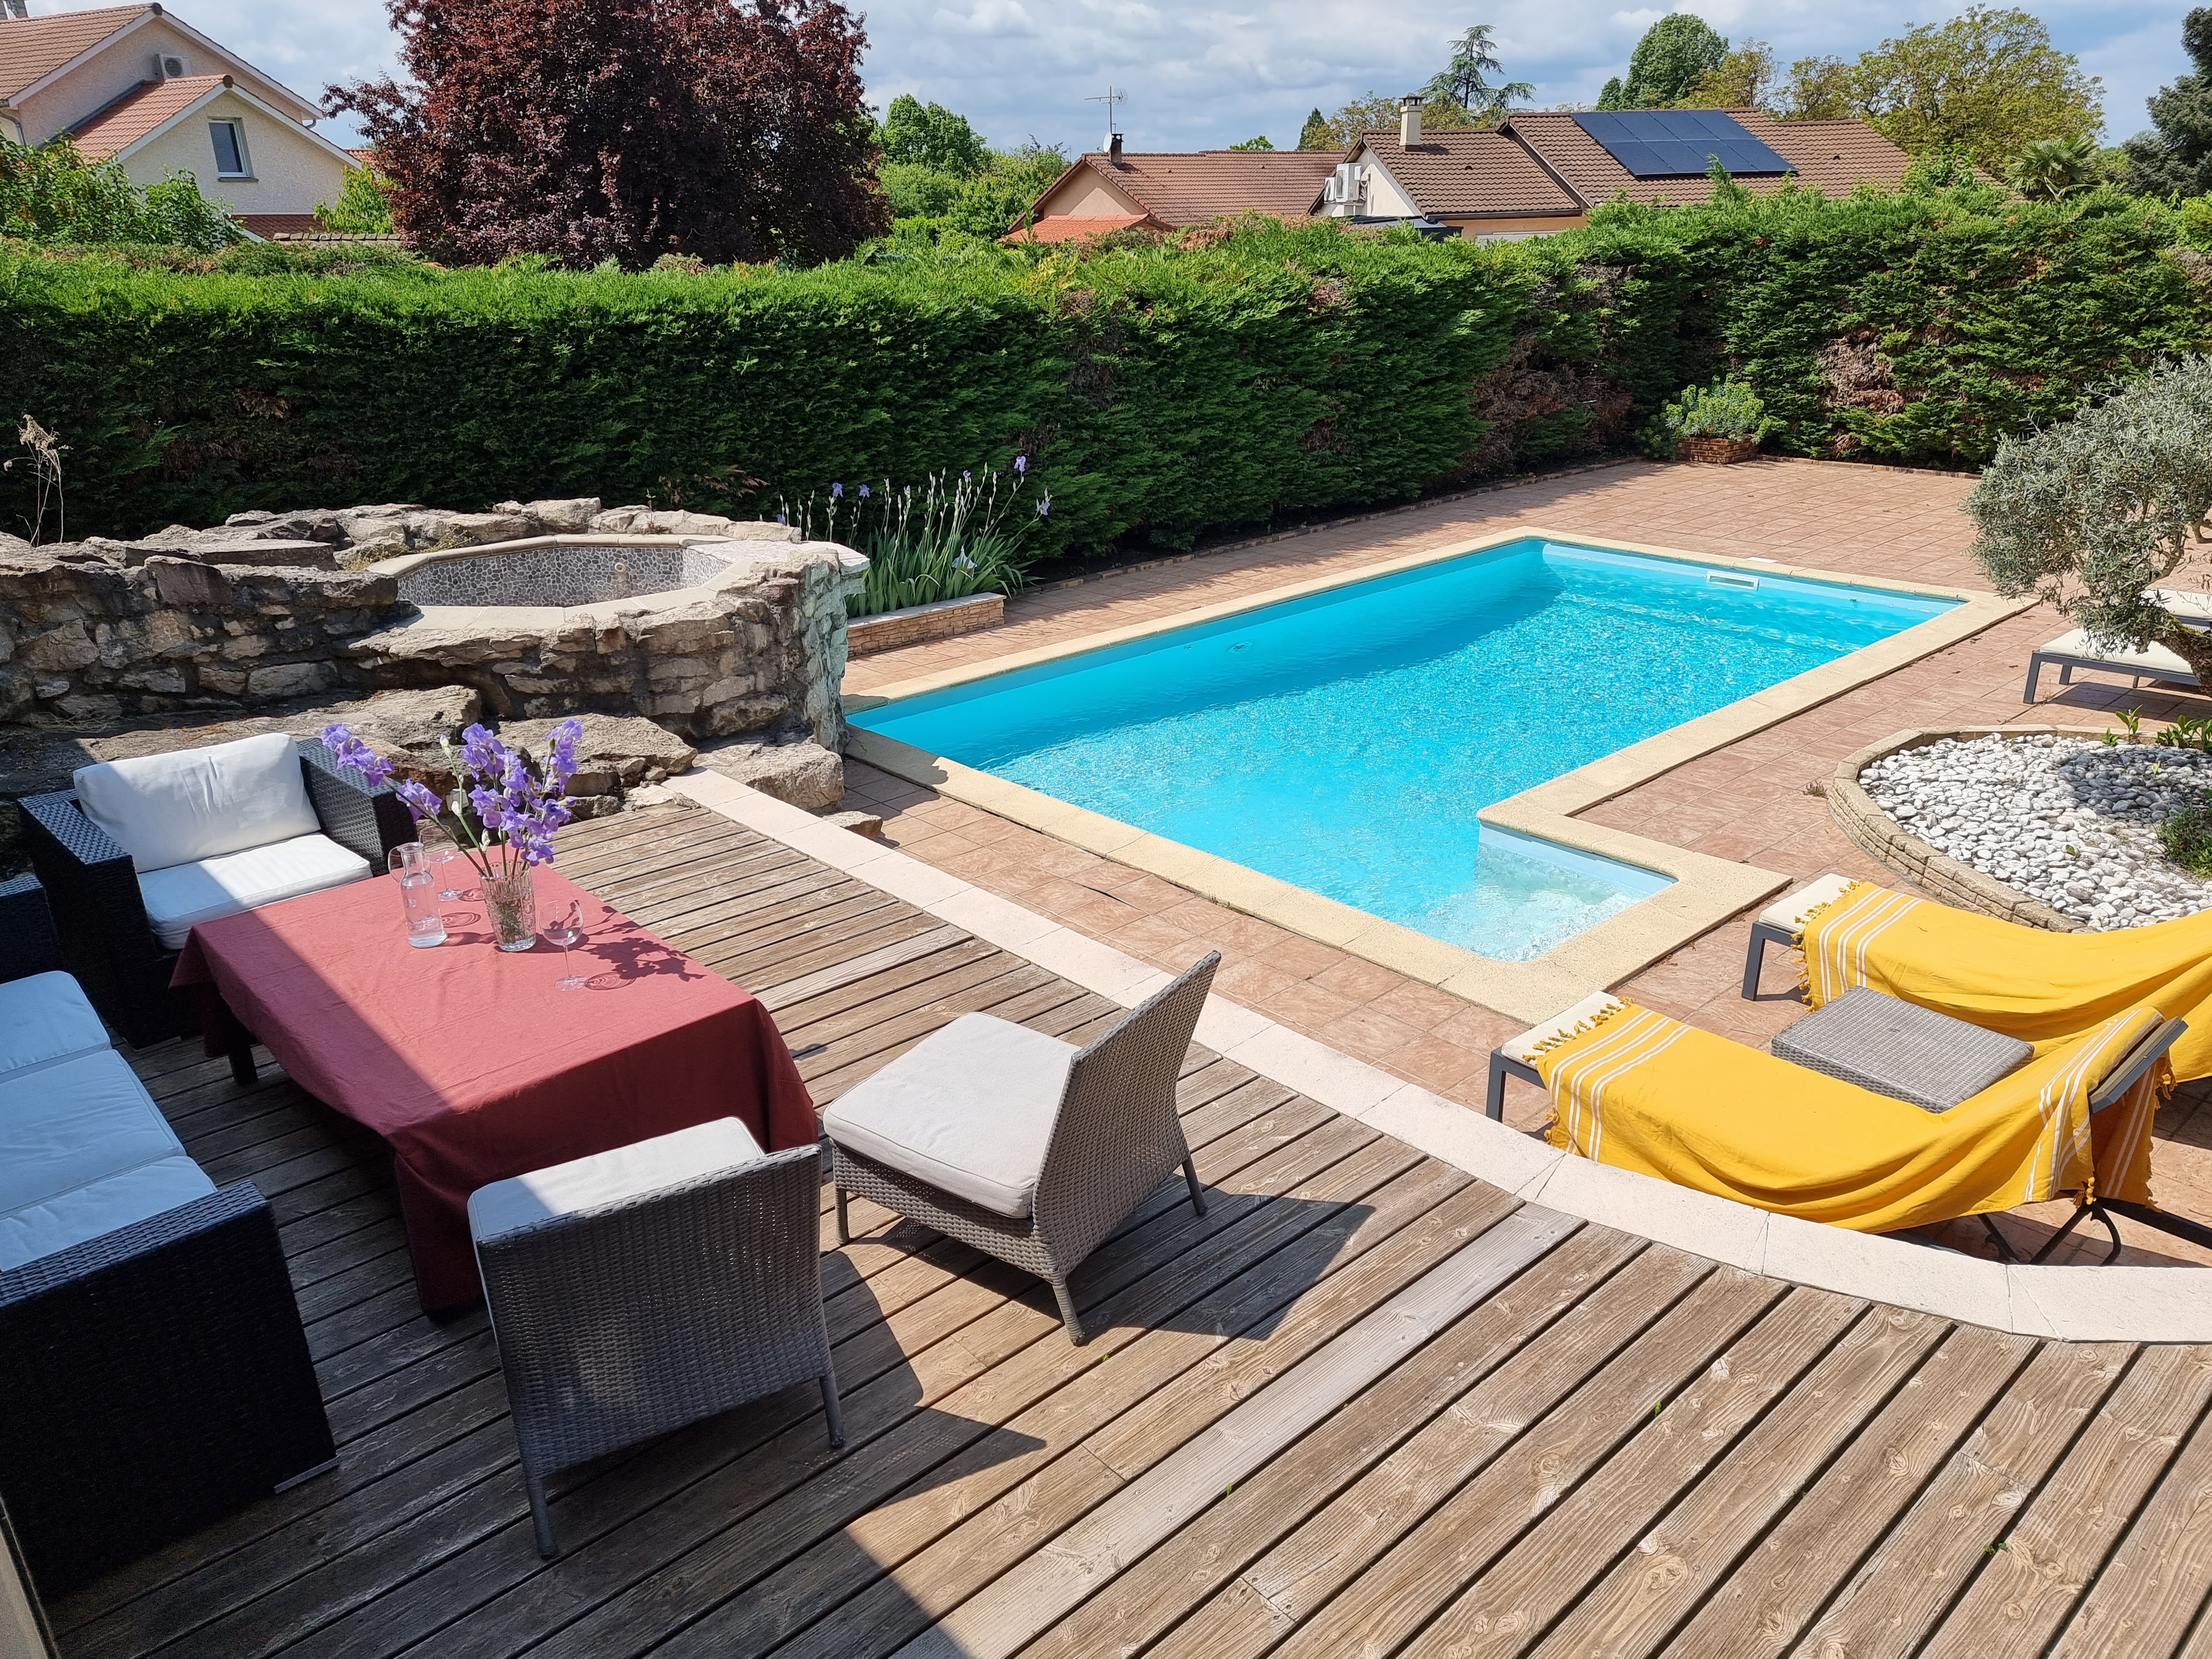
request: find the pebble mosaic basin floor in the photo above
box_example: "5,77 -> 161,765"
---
853,538 -> 1959,959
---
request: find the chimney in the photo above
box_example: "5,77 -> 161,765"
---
1399,95 -> 1423,148
1107,131 -> 1124,163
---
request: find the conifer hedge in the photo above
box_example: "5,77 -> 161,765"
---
3,189 -> 2208,545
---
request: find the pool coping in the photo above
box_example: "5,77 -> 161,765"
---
671,769 -> 2212,1341
841,524 -> 2036,1024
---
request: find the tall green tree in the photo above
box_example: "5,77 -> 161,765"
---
1228,134 -> 1275,150
1847,7 -> 2101,158
1297,108 -> 1333,149
1422,24 -> 1532,119
1681,41 -> 1775,110
878,93 -> 992,175
2124,9 -> 2212,197
1315,91 -> 1477,148
1600,14 -> 1729,110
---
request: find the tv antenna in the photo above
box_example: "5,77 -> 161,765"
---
1085,85 -> 1125,137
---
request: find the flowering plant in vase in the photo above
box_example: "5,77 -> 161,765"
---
321,718 -> 583,950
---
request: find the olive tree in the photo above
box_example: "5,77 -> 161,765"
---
1967,357 -> 2212,682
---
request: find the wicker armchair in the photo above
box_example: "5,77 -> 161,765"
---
825,952 -> 1220,1344
470,1122 -> 843,1558
20,737 -> 412,1046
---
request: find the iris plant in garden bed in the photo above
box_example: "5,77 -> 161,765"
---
783,457 -> 1049,618
322,717 -> 583,877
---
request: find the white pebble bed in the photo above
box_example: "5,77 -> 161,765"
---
1860,733 -> 2212,929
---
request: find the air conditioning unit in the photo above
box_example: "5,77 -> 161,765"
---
1323,163 -> 1364,208
152,53 -> 187,80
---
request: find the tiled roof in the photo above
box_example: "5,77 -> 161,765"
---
1500,109 -> 1911,208
67,71 -> 223,159
1071,149 -> 1338,227
238,212 -> 323,237
0,3 -> 148,101
1353,128 -> 1583,217
1005,212 -> 1161,244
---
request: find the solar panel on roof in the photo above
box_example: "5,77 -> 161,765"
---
1572,110 -> 1791,179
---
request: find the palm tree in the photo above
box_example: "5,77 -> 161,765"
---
1423,24 -> 1535,121
2007,135 -> 2101,200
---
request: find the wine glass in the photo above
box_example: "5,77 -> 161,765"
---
542,899 -> 588,989
419,814 -> 467,900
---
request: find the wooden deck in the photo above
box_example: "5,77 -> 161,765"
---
50,804 -> 2212,1659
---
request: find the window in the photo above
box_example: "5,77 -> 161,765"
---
209,119 -> 249,178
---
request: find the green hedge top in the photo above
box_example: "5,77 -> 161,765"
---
3,189 -> 2208,545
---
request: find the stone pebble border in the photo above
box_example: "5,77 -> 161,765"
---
671,767 -> 2212,1345
1827,726 -> 2093,932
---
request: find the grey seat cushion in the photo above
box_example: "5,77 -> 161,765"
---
821,1014 -> 1077,1218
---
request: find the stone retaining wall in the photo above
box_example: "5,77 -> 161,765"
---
848,593 -> 1006,656
1828,726 -> 2085,931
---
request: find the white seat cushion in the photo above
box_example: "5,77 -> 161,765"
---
1756,872 -> 1859,935
0,1155 -> 215,1271
2151,588 -> 2212,628
0,971 -> 110,1078
138,832 -> 372,950
0,1048 -> 191,1223
469,1117 -> 766,1245
2039,629 -> 2198,682
821,1014 -> 1077,1219
74,731 -> 320,874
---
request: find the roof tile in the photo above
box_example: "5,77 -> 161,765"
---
1354,128 -> 1583,217
0,4 -> 149,102
68,72 -> 226,160
1500,109 -> 1911,208
1068,149 -> 1338,227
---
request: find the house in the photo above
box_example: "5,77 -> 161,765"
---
1009,137 -> 1339,243
1316,98 -> 1914,241
0,2 -> 358,237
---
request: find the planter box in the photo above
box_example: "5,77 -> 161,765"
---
847,592 -> 1005,655
1679,435 -> 1761,465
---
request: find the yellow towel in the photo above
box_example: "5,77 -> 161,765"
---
1535,1000 -> 2165,1233
1800,880 -> 2212,1081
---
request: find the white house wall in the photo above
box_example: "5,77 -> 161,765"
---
120,88 -> 348,217
1359,161 -> 1419,219
1039,169 -> 1146,218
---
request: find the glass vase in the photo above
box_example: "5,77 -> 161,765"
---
484,867 -> 538,952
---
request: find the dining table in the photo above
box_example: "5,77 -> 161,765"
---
171,864 -> 817,1310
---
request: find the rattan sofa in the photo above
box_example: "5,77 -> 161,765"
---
20,734 -> 413,1047
0,874 -> 336,1597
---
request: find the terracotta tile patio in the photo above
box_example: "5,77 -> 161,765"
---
841,457 -> 2212,1266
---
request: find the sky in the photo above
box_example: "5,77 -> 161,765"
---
22,0 -> 2198,156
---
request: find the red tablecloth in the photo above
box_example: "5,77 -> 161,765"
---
171,866 -> 816,1310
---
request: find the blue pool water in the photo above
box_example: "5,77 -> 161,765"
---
854,540 -> 1956,960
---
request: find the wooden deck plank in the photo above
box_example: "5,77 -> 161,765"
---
2044,1373 -> 2212,1658
667,1161 -> 1500,1659
1921,1344 -> 2212,1659
1789,1342 -> 2132,1659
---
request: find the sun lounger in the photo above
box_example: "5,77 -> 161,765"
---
1487,992 -> 2194,1260
2022,592 -> 2212,703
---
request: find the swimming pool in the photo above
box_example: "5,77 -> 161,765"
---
852,539 -> 1960,961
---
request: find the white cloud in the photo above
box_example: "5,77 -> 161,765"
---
19,0 -> 2194,153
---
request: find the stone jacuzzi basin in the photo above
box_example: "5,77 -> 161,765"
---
348,531 -> 867,742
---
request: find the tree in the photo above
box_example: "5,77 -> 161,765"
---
1229,134 -> 1275,150
1682,41 -> 1775,111
1781,55 -> 1856,119
1297,108 -> 1333,149
1316,92 -> 1477,148
2008,134 -> 2100,199
326,0 -> 888,269
1422,24 -> 1532,120
1600,14 -> 1729,110
1968,358 -> 2212,686
879,92 -> 990,175
316,165 -> 396,232
1848,7 -> 2101,159
2124,9 -> 2212,197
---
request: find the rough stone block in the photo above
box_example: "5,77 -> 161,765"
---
246,661 -> 336,698
695,738 -> 843,810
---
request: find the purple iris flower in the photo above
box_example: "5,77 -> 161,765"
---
458,723 -> 502,776
831,481 -> 844,499
547,717 -> 582,785
320,723 -> 394,787
1037,492 -> 1051,519
394,778 -> 444,820
858,483 -> 870,500
1013,454 -> 1027,475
